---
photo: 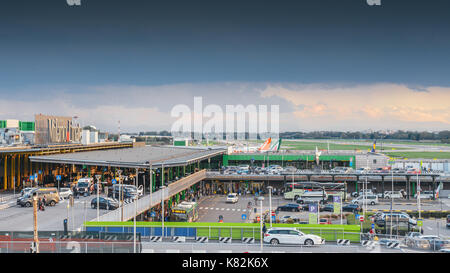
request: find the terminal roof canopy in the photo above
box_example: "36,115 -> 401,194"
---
29,146 -> 226,169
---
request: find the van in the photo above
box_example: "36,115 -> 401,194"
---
17,187 -> 60,207
75,178 -> 94,195
351,194 -> 378,205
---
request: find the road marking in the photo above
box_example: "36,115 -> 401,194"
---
427,227 -> 433,230
166,249 -> 180,253
226,208 -> 230,211
237,209 -> 241,211
243,209 -> 246,212
221,208 -> 225,210
216,208 -> 219,210
200,207 -> 203,209
218,250 -> 232,253
142,249 -> 154,253
232,209 -> 235,211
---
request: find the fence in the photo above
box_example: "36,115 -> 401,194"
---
85,224 -> 361,243
0,241 -> 140,253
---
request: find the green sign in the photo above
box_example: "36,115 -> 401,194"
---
334,203 -> 341,214
309,213 -> 317,224
417,219 -> 423,227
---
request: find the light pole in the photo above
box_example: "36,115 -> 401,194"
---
134,168 -> 138,253
149,163 -> 153,218
267,186 -> 273,228
260,197 -> 263,251
161,185 -> 166,238
95,174 -> 101,220
117,169 -> 123,222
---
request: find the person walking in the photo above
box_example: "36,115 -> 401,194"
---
262,223 -> 267,234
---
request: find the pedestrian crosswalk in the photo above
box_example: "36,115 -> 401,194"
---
199,207 -> 247,212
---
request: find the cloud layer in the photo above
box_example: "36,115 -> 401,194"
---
0,82 -> 449,132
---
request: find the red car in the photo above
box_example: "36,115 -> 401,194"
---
319,218 -> 331,225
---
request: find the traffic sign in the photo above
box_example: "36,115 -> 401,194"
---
242,214 -> 247,220
150,212 -> 156,217
256,216 -> 260,222
38,170 -> 42,174
30,175 -> 34,181
371,223 -> 375,229
112,179 -> 117,184
271,215 -> 276,222
271,211 -> 276,216
359,216 -> 365,222
333,196 -> 341,203
355,214 -> 359,220
417,219 -> 423,227
56,175 -> 61,181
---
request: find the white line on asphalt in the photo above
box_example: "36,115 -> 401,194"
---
243,209 -> 246,212
226,208 -> 230,211
218,250 -> 232,253
232,209 -> 235,211
200,207 -> 203,209
192,250 -> 207,253
427,227 -> 433,230
166,249 -> 180,253
221,208 -> 225,210
142,249 -> 154,253
216,208 -> 219,210
271,251 -> 285,253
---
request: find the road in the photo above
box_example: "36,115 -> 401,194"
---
0,194 -> 111,231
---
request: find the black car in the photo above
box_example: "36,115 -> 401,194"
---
91,197 -> 119,210
447,215 -> 450,229
342,204 -> 361,213
276,203 -> 301,212
322,204 -> 335,212
300,203 -> 325,212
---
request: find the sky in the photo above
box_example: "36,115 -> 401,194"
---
0,0 -> 449,133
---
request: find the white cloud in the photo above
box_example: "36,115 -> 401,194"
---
0,82 -> 449,132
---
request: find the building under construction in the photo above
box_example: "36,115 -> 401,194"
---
34,114 -> 82,145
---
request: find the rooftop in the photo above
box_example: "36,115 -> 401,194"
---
29,145 -> 226,169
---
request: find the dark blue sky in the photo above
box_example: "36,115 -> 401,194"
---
1,0 -> 450,89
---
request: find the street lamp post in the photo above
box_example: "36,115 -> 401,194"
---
95,175 -> 101,220
117,169 -> 123,221
161,185 -> 166,238
260,197 -> 263,251
267,186 -> 273,228
134,168 -> 138,253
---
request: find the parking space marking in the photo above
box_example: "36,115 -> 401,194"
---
221,208 -> 225,210
226,208 -> 230,211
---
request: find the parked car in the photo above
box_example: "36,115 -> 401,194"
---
414,191 -> 435,199
20,187 -> 36,197
355,167 -> 370,174
342,204 -> 361,213
351,194 -> 379,205
375,212 -> 417,226
276,203 -> 301,212
404,232 -> 423,247
226,193 -> 239,203
17,188 -> 60,207
58,188 -> 73,199
351,189 -> 374,198
419,235 -> 450,251
322,204 -> 335,212
447,215 -> 450,229
264,228 -> 325,246
377,190 -> 404,199
280,215 -> 300,223
319,218 -> 331,224
90,197 -> 119,210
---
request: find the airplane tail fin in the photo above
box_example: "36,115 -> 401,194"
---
371,140 -> 377,153
269,139 -> 282,151
258,137 -> 272,151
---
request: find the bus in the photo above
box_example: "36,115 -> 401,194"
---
171,201 -> 199,222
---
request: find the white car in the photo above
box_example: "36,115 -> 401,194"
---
58,188 -> 73,199
226,193 -> 238,203
414,191 -> 434,199
351,194 -> 378,205
377,191 -> 403,199
264,228 -> 325,246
